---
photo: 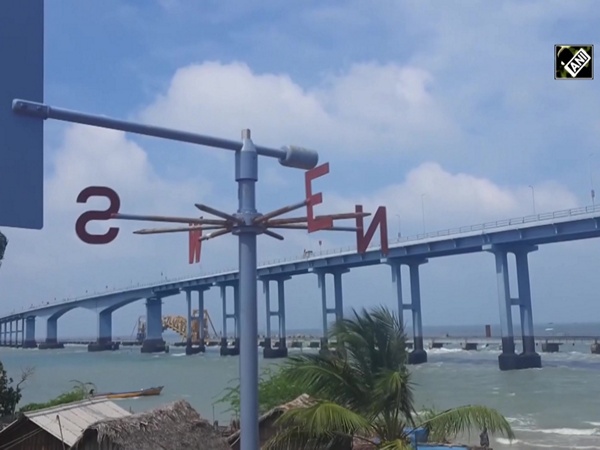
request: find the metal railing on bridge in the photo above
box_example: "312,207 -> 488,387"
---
9,203 -> 600,315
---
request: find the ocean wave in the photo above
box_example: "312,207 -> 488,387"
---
533,427 -> 599,436
506,416 -> 535,427
585,421 -> 600,426
428,348 -> 464,353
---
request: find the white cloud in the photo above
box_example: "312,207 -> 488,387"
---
324,162 -> 579,237
137,60 -> 458,156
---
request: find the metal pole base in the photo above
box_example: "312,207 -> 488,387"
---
498,352 -> 520,371
88,341 -> 120,352
518,352 -> 542,369
22,340 -> 38,349
185,343 -> 205,355
140,338 -> 167,353
263,346 -> 288,359
38,339 -> 64,350
408,349 -> 427,365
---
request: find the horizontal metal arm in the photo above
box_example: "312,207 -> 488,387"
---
112,213 -> 227,226
133,225 -> 224,234
268,224 -> 359,231
266,211 -> 371,225
12,99 -> 319,169
262,229 -> 285,240
254,199 -> 308,224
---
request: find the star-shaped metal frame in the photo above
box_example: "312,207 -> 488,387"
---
111,199 -> 370,244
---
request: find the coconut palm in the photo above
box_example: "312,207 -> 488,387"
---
0,231 -> 7,269
265,305 -> 514,450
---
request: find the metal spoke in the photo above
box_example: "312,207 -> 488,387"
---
253,199 -> 308,224
132,225 -> 224,235
262,229 -> 285,240
200,228 -> 232,241
195,203 -> 242,223
112,213 -> 227,226
268,224 -> 358,232
265,211 -> 370,225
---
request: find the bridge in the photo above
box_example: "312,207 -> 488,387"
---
2,204 -> 600,371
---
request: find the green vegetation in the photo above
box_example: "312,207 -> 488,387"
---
0,361 -> 32,418
219,305 -> 515,449
217,365 -> 305,417
0,230 -> 7,267
20,381 -> 96,412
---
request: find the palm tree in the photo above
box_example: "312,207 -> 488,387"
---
0,230 -> 7,269
265,305 -> 514,450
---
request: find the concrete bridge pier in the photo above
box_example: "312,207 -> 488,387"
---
197,288 -> 207,351
491,248 -> 518,370
38,316 -> 65,349
0,322 -> 5,346
514,246 -> 542,369
185,288 -> 207,355
406,259 -> 428,365
262,276 -> 290,359
219,283 -> 239,356
23,316 -> 37,348
141,297 -> 167,353
486,244 -> 542,370
389,259 -> 426,362
88,309 -> 119,352
316,269 -> 349,351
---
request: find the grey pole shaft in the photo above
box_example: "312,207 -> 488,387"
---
237,129 -> 259,450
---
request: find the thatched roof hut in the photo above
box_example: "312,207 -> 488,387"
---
71,399 -> 230,450
228,394 -> 314,450
0,398 -> 130,450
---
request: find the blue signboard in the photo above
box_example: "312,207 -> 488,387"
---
0,0 -> 44,229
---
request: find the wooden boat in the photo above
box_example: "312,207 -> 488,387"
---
92,386 -> 164,400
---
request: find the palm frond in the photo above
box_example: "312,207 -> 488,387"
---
417,404 -> 515,442
274,400 -> 373,437
279,354 -> 368,410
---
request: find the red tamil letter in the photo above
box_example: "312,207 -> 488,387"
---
75,186 -> 120,244
355,205 -> 388,255
188,225 -> 202,264
305,163 -> 333,233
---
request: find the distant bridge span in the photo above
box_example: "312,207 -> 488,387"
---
2,205 -> 600,370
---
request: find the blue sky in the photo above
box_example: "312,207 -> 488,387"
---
2,0 -> 600,340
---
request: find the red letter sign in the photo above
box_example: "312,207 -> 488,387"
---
305,163 -> 333,232
355,205 -> 388,255
189,225 -> 202,264
76,186 -> 120,244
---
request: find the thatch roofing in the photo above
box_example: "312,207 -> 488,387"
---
228,394 -> 314,446
71,399 -> 230,450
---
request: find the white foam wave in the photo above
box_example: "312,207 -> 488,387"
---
495,437 -> 519,445
506,416 -> 535,427
171,353 -> 186,357
585,421 -> 600,426
535,427 -> 599,436
427,347 -> 463,353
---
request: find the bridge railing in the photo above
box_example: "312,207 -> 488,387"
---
11,204 -> 600,315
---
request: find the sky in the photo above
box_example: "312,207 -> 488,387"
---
1,0 -> 600,340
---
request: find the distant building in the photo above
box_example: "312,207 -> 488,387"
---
71,399 -> 230,450
0,398 -> 130,450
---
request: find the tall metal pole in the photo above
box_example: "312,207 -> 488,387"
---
420,194 -> 426,233
236,129 -> 259,450
528,185 -> 536,215
589,153 -> 595,207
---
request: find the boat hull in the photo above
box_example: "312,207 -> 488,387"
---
93,386 -> 163,399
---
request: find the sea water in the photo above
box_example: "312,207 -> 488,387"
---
1,338 -> 600,449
